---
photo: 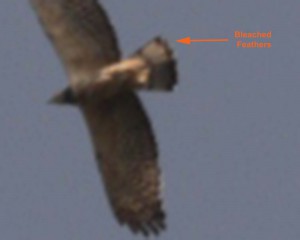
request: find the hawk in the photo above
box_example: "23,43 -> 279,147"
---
30,0 -> 177,236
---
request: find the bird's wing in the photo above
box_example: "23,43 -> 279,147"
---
30,0 -> 120,75
80,91 -> 165,236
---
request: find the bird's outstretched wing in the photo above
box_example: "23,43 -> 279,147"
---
81,90 -> 165,235
31,0 -> 170,236
30,0 -> 120,75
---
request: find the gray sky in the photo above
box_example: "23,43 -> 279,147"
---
1,0 -> 300,239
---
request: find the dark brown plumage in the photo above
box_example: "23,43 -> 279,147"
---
31,0 -> 177,235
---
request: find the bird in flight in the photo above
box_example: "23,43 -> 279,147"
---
30,0 -> 177,236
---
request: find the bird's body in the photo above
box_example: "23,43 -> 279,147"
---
31,0 -> 177,235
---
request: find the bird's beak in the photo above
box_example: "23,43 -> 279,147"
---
47,87 -> 77,105
47,92 -> 65,104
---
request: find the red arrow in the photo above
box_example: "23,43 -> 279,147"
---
177,36 -> 229,45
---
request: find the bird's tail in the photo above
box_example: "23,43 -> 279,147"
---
133,37 -> 177,91
48,37 -> 177,105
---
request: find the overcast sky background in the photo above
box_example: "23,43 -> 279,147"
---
0,0 -> 299,239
